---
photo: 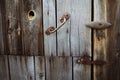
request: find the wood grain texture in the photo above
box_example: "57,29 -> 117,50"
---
46,56 -> 72,80
43,0 -> 57,56
9,56 -> 34,80
0,0 -> 44,55
94,0 -> 120,79
0,3 -> 4,54
35,56 -> 45,80
71,0 -> 92,80
57,0 -> 71,56
106,0 -> 120,80
73,57 -> 91,80
0,55 -> 9,80
93,0 -> 108,80
21,0 -> 43,55
0,0 -> 9,54
5,0 -> 23,55
70,0 -> 91,56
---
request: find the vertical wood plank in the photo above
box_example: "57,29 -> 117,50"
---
35,56 -> 45,80
73,57 -> 91,80
9,56 -> 34,80
57,0 -> 71,56
46,56 -> 72,80
0,3 -> 4,54
5,0 -> 23,55
70,0 -> 91,56
0,55 -> 9,80
43,0 -> 57,56
71,0 -> 92,80
93,0 -> 108,80
94,0 -> 120,80
22,0 -> 43,55
106,0 -> 120,80
0,0 -> 9,54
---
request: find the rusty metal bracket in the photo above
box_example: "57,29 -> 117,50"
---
77,55 -> 106,65
45,13 -> 70,35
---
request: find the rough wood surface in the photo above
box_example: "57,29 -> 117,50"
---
71,0 -> 92,80
93,0 -> 108,80
0,0 -> 9,54
0,55 -> 9,80
43,0 -> 57,56
73,57 -> 91,80
106,0 -> 120,80
57,0 -> 71,56
35,56 -> 45,80
46,56 -> 72,80
70,0 -> 91,56
5,0 -> 23,55
0,0 -> 44,55
0,4 -> 4,54
94,0 -> 120,79
9,56 -> 34,80
22,0 -> 44,55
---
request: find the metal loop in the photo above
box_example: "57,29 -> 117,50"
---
45,13 -> 70,35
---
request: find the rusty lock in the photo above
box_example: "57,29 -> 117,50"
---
77,55 -> 106,65
45,13 -> 70,35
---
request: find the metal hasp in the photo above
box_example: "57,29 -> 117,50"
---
45,13 -> 70,35
77,55 -> 106,65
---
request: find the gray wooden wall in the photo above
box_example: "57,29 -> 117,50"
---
0,0 -> 120,80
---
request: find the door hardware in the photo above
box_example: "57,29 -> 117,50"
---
86,21 -> 112,40
77,55 -> 106,65
86,21 -> 111,29
45,13 -> 70,35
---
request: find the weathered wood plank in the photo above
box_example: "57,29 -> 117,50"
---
71,0 -> 92,80
46,56 -> 72,80
35,56 -> 45,80
5,0 -> 23,55
70,0 -> 91,56
0,55 -> 9,80
22,0 -> 43,55
57,0 -> 71,56
93,0 -> 108,80
9,56 -> 34,80
106,0 -> 120,80
0,3 -> 4,54
94,0 -> 120,79
73,57 -> 91,80
43,0 -> 57,56
0,0 -> 9,54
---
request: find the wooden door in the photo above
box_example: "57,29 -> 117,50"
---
0,0 -> 120,80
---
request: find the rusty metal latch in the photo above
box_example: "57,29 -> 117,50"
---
86,21 -> 112,29
45,13 -> 70,35
86,21 -> 112,40
77,55 -> 106,65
